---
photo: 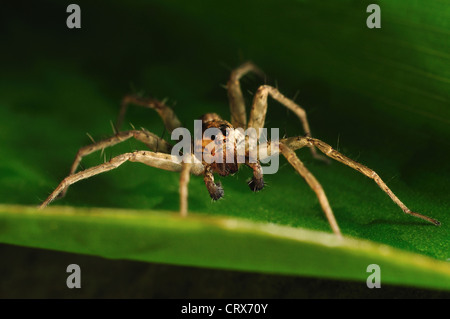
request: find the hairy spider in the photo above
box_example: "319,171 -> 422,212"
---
39,62 -> 440,237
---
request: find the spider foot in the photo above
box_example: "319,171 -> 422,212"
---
409,211 -> 441,226
248,177 -> 265,192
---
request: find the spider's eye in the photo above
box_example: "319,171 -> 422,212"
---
219,125 -> 229,136
211,135 -> 216,141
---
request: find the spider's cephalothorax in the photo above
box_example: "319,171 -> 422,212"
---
197,113 -> 264,201
40,61 -> 441,238
198,113 -> 239,177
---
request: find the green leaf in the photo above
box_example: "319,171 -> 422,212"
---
1,204 -> 449,290
0,0 -> 449,293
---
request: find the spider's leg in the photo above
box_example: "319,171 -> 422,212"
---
59,130 -> 172,198
116,95 -> 182,133
40,152 -> 135,209
279,143 -> 342,237
248,85 -> 329,163
227,61 -> 265,129
179,162 -> 191,217
257,136 -> 310,162
40,151 -> 204,214
304,137 -> 441,226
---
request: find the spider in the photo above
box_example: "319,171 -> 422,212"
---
39,62 -> 440,238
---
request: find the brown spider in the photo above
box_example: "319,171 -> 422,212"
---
39,62 -> 440,237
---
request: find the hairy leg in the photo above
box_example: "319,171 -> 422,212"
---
179,162 -> 191,217
305,137 -> 440,225
59,130 -> 172,198
279,143 -> 342,237
40,151 -> 203,216
116,95 -> 182,133
268,136 -> 440,226
227,61 -> 265,129
248,85 -> 328,162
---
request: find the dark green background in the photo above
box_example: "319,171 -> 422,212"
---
0,1 -> 449,298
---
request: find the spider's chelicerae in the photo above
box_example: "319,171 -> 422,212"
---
40,62 -> 440,237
